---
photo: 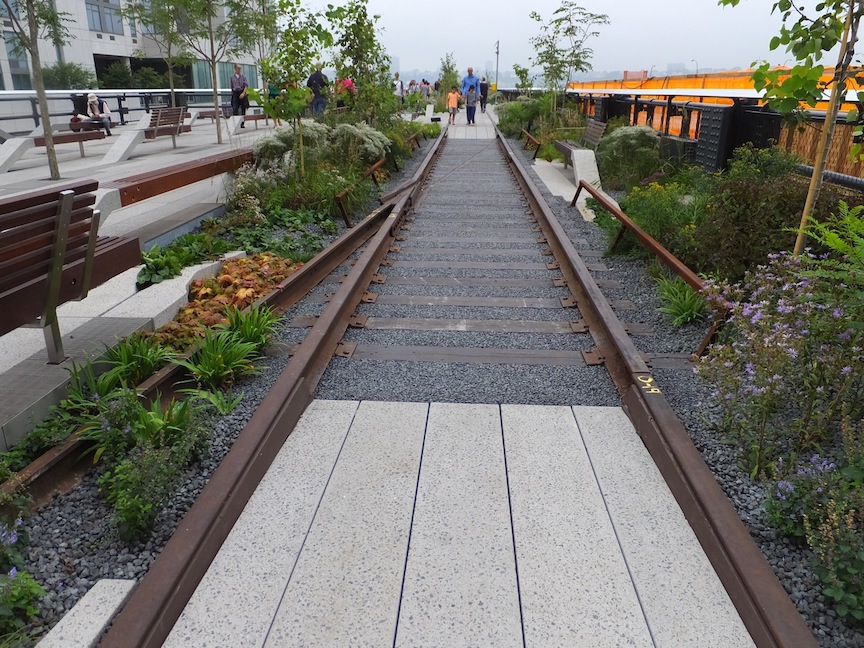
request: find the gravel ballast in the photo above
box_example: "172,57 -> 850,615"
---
17,132 -> 864,647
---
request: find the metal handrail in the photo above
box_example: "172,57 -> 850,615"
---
571,179 -> 705,291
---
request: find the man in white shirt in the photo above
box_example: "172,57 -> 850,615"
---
393,72 -> 405,104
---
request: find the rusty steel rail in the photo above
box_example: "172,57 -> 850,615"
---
99,127 -> 446,648
498,131 -> 817,648
572,179 -> 704,292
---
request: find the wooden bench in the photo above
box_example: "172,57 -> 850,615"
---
0,180 -> 141,363
100,147 -> 254,207
143,106 -> 191,148
241,112 -> 267,129
520,129 -> 542,160
554,118 -> 608,168
33,131 -> 106,158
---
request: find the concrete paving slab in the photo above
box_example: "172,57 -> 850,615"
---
532,159 -> 578,201
502,404 -> 654,648
39,579 -> 135,648
573,405 -> 755,647
395,402 -> 522,648
265,400 -> 427,647
164,399 -> 360,648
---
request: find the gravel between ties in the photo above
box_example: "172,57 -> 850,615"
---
19,132 -> 864,647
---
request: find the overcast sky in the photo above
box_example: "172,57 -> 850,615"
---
305,0 -> 842,78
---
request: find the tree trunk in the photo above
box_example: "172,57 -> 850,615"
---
793,2 -> 855,254
26,0 -> 60,180
167,47 -> 177,108
208,15 -> 223,144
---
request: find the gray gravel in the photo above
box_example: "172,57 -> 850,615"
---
17,132 -> 864,647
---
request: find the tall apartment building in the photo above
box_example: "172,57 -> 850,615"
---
0,0 -> 258,92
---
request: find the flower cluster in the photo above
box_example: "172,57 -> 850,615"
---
697,251 -> 864,475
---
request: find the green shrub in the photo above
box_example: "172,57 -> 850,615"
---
329,122 -> 391,167
609,181 -> 706,259
137,244 -> 183,286
688,173 -> 858,281
0,570 -> 44,635
42,61 -> 97,90
78,388 -> 142,465
495,97 -> 543,136
105,334 -> 177,386
99,442 -> 178,541
218,305 -> 280,351
176,331 -> 261,390
655,275 -> 706,326
726,142 -> 802,179
595,126 -> 662,190
253,136 -> 290,168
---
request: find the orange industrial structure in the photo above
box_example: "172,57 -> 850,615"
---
566,68 -> 864,177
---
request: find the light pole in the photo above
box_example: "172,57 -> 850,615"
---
495,40 -> 499,91
649,65 -> 655,78
692,59 -> 699,75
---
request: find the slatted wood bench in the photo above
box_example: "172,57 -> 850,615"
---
143,106 -> 191,148
554,118 -> 608,168
520,129 -> 542,160
242,112 -> 267,129
33,131 -> 106,158
101,147 -> 254,207
0,180 -> 141,363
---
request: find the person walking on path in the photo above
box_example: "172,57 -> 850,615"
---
393,72 -> 405,104
461,67 -> 481,99
306,62 -> 329,119
479,77 -> 489,113
447,86 -> 460,125
465,84 -> 478,125
230,64 -> 249,127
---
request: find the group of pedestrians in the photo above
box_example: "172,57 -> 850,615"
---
445,66 -> 489,126
229,61 -> 490,126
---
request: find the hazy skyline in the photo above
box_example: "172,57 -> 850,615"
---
305,0 -> 845,79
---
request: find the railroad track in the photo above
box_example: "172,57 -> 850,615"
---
90,127 -> 816,646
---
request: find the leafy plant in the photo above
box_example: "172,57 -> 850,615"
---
0,517 -> 42,635
219,305 -> 280,350
105,334 -> 177,386
176,331 -> 261,391
697,251 -> 864,476
179,388 -> 243,415
655,275 -> 706,326
64,360 -> 123,417
137,244 -> 183,287
78,388 -> 142,465
0,570 -> 44,634
99,442 -> 179,541
595,125 -> 662,190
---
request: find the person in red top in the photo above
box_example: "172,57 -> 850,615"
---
336,77 -> 356,108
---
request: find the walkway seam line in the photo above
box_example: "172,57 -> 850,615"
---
500,404 -> 528,648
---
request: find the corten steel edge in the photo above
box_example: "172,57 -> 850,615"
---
99,128 -> 447,648
496,130 -> 818,648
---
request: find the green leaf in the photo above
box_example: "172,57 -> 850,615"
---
823,587 -> 845,601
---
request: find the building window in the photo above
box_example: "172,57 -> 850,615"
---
4,32 -> 31,89
85,0 -> 124,35
86,3 -> 102,31
129,18 -> 136,37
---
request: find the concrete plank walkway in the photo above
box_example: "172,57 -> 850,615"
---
165,399 -> 755,648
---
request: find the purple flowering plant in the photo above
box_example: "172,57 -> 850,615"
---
696,250 -> 863,477
0,516 -> 43,634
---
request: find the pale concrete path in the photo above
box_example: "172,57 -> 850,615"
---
165,399 -> 755,648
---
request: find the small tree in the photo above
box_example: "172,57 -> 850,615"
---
133,66 -> 167,89
121,0 -> 193,107
529,2 -> 608,112
435,52 -> 459,111
326,0 -> 392,126
718,0 -> 864,253
101,61 -> 133,89
513,63 -> 534,96
176,0 -> 257,144
258,0 -> 332,175
0,0 -> 72,180
42,61 -> 98,89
